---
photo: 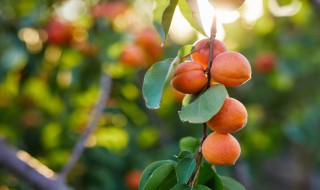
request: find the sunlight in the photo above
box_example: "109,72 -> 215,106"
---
16,150 -> 56,179
268,0 -> 302,17
242,0 -> 264,24
55,0 -> 87,21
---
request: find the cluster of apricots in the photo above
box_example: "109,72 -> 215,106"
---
172,37 -> 251,166
119,28 -> 163,68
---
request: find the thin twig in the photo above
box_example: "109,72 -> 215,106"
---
58,73 -> 112,181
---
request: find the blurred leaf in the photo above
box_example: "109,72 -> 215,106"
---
142,58 -> 179,109
178,0 -> 206,36
176,157 -> 196,184
220,176 -> 246,190
143,163 -> 177,190
179,136 -> 200,153
193,185 -> 212,190
171,184 -> 212,190
140,160 -> 177,190
153,0 -> 179,42
178,84 -> 227,123
178,45 -> 194,59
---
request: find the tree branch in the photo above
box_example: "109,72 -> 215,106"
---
59,73 -> 112,180
0,138 -> 70,190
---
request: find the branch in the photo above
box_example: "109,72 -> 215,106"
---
0,138 -> 70,190
59,73 -> 112,180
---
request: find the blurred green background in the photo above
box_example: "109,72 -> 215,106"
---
0,0 -> 320,189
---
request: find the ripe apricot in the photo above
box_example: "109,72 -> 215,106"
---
210,51 -> 251,87
191,38 -> 227,69
209,0 -> 245,11
171,61 -> 207,94
91,1 -> 129,20
254,52 -> 276,73
136,28 -> 163,61
119,43 -> 147,68
125,170 -> 142,190
46,18 -> 73,45
202,132 -> 241,166
206,97 -> 247,133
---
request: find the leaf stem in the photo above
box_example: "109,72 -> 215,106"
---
181,43 -> 209,62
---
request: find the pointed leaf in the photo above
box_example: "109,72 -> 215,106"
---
153,0 -> 179,42
220,176 -> 246,190
176,157 -> 196,184
142,58 -> 179,109
178,0 -> 206,36
175,151 -> 194,161
143,163 -> 177,190
178,84 -> 227,123
178,45 -> 194,59
139,160 -> 177,190
198,162 -> 214,185
179,136 -> 200,153
212,169 -> 224,190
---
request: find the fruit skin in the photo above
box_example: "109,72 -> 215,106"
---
91,1 -> 128,20
119,43 -> 147,68
209,0 -> 245,11
171,61 -> 207,94
210,51 -> 251,87
254,52 -> 276,73
207,97 -> 247,133
202,132 -> 241,166
191,38 -> 227,69
125,170 -> 142,190
46,18 -> 73,45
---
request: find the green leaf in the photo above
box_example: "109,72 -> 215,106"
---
171,184 -> 212,190
198,162 -> 214,185
153,0 -> 179,42
171,184 -> 191,190
178,45 -> 194,59
143,163 -> 177,190
139,160 -> 177,190
175,151 -> 194,161
212,169 -> 223,190
142,58 -> 179,109
179,136 -> 200,153
220,176 -> 246,190
178,84 -> 227,123
193,184 -> 212,190
178,0 -> 207,36
176,157 -> 196,184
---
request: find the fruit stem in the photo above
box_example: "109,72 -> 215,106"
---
190,123 -> 208,187
181,43 -> 209,62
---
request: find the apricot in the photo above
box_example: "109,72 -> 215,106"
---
119,43 -> 147,68
206,97 -> 247,133
209,0 -> 245,11
46,18 -> 73,45
254,52 -> 276,73
125,170 -> 142,190
136,28 -> 163,61
210,51 -> 251,87
91,1 -> 129,20
171,61 -> 207,94
191,38 -> 227,69
202,132 -> 241,166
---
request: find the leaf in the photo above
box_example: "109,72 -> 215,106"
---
176,157 -> 196,184
220,176 -> 246,190
139,160 -> 177,190
143,163 -> 177,190
153,0 -> 179,42
142,58 -> 179,109
171,184 -> 191,190
198,162 -> 214,185
178,0 -> 206,36
193,184 -> 212,190
212,169 -> 224,190
179,136 -> 200,153
175,151 -> 194,161
178,45 -> 194,59
178,84 -> 227,123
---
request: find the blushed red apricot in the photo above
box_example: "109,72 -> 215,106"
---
191,38 -> 227,69
206,97 -> 247,133
202,132 -> 241,166
209,0 -> 245,11
210,51 -> 251,87
119,43 -> 147,68
171,61 -> 207,94
254,51 -> 276,73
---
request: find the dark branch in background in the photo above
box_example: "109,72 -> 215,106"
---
0,73 -> 112,189
0,138 -> 70,190
59,73 -> 112,180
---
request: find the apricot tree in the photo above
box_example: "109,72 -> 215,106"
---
141,0 -> 250,189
